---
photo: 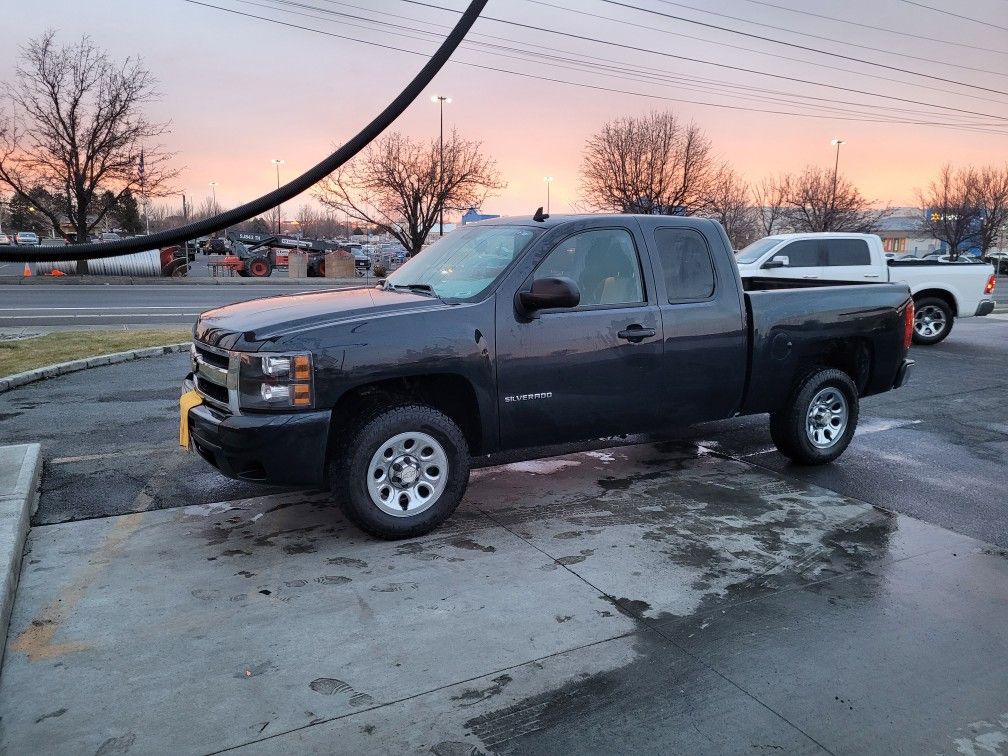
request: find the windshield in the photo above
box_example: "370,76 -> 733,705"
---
736,237 -> 782,264
386,224 -> 538,300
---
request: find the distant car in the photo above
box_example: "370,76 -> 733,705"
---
100,232 -> 122,242
985,251 -> 1008,274
0,233 -> 10,245
15,231 -> 39,246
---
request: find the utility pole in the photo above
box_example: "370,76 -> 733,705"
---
431,95 -> 451,236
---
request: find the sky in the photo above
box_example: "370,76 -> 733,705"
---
1,0 -> 1006,219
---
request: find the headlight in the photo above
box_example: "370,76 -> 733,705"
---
238,352 -> 314,410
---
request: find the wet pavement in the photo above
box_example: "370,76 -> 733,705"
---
0,317 -> 1007,752
1,444 -> 1006,754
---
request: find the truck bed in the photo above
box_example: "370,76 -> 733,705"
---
740,281 -> 912,416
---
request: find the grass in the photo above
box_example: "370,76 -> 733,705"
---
0,329 -> 192,378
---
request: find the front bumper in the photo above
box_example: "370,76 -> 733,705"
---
893,358 -> 914,389
975,300 -> 995,317
184,375 -> 331,487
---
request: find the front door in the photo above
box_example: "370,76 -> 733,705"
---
495,224 -> 663,448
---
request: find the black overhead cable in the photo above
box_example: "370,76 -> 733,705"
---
900,0 -> 1008,34
0,0 -> 489,263
254,0 -> 1008,128
309,0 -> 1008,109
598,0 -> 1008,92
159,1 -> 1008,136
738,0 -> 1008,57
394,0 -> 1008,120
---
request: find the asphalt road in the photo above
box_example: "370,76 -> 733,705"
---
1,316 -> 1007,547
0,281 -> 359,326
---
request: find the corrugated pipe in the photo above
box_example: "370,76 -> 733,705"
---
33,249 -> 162,276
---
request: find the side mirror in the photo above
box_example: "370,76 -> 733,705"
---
516,276 -> 580,316
763,255 -> 790,269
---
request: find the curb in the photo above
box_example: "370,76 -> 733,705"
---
0,443 -> 41,671
0,343 -> 191,394
0,276 -> 371,286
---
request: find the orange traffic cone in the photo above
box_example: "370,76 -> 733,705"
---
50,269 -> 65,277
22,263 -> 31,277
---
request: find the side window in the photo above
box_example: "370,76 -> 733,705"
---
653,228 -> 715,302
825,239 -> 871,266
774,239 -> 823,267
536,228 -> 644,306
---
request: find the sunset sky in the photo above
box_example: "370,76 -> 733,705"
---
2,0 -> 1006,219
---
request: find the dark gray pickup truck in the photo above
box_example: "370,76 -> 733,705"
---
183,213 -> 914,539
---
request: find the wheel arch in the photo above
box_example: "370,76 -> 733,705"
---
912,287 -> 958,316
329,373 -> 484,456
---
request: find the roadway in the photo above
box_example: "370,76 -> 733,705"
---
0,282 -> 360,327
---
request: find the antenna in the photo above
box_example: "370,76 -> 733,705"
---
532,206 -> 550,222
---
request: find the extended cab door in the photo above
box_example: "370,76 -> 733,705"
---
494,221 -> 663,448
820,237 -> 879,280
646,222 -> 747,424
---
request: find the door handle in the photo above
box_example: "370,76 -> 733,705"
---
864,273 -> 881,278
618,325 -> 656,343
802,274 -> 819,279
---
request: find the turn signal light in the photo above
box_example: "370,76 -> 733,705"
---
903,299 -> 915,351
292,384 -> 312,406
292,355 -> 311,381
985,274 -> 996,296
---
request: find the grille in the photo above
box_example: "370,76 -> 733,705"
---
193,340 -> 236,411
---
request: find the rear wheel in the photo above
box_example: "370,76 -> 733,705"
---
912,296 -> 953,345
330,404 -> 470,539
770,368 -> 859,465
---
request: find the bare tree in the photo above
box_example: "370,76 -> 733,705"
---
974,164 -> 1008,256
703,165 -> 761,249
0,32 -> 177,270
580,110 -> 716,215
752,175 -> 790,236
918,165 -> 980,259
782,166 -> 888,234
315,130 -> 502,255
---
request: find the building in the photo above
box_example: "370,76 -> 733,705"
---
460,208 -> 500,225
874,208 -> 941,256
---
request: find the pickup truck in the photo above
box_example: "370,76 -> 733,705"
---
182,214 -> 915,539
734,232 -> 997,345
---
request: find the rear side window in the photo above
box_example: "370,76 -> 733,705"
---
775,239 -> 823,267
653,228 -> 716,302
824,239 -> 871,266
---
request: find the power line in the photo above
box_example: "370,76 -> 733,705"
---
738,0 -> 1008,55
523,0 -> 1008,108
260,0 -> 1008,125
900,0 -> 1008,34
179,0 -> 1008,136
598,0 -> 1008,91
395,0 -> 1008,120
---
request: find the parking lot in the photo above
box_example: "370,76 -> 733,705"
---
1,317 -> 1007,753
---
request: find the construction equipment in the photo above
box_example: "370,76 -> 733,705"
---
222,232 -> 370,278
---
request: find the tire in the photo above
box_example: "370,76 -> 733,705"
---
770,368 -> 859,465
248,256 -> 273,278
911,296 -> 953,345
330,404 -> 470,539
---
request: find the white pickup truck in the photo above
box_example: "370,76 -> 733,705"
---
736,233 -> 997,345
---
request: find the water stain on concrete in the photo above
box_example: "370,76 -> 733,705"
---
326,557 -> 368,569
94,732 -> 136,755
450,538 -> 496,553
450,674 -> 513,708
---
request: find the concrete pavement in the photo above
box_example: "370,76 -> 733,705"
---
1,443 -> 1006,753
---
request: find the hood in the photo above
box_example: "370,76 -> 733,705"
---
195,285 -> 445,350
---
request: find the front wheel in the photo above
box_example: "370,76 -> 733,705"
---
912,296 -> 953,345
330,404 -> 470,539
770,368 -> 859,465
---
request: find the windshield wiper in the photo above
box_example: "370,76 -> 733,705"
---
388,282 -> 438,297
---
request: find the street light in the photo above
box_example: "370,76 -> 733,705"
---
431,95 -> 451,236
209,181 -> 217,210
543,176 -> 554,215
271,158 -> 285,234
830,138 -> 846,216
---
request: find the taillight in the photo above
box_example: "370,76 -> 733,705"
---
985,274 -> 996,296
903,300 -> 915,351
